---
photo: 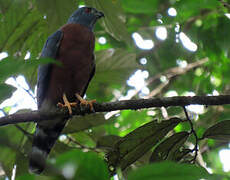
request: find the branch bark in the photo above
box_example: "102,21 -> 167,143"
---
0,95 -> 230,126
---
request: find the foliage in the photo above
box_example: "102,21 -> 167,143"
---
0,0 -> 230,179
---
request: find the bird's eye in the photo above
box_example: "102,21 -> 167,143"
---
85,8 -> 92,13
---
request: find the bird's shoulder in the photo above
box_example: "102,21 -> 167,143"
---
59,23 -> 95,50
61,23 -> 94,37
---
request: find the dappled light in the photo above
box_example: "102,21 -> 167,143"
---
168,7 -> 177,17
98,37 -> 107,45
132,32 -> 154,50
219,149 -> 230,172
24,51 -> 31,60
176,59 -> 188,68
0,0 -> 230,179
155,26 -> 167,41
183,92 -> 205,115
0,76 -> 37,116
0,52 -> 8,60
139,57 -> 147,65
179,32 -> 198,52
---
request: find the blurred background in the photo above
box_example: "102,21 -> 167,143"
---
0,0 -> 230,179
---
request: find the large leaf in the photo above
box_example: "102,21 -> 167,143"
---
0,125 -> 28,177
0,84 -> 16,104
63,113 -> 108,134
0,57 -> 56,87
202,120 -> 230,140
107,118 -> 181,171
36,0 -> 76,32
87,48 -> 138,101
16,174 -> 35,180
174,0 -> 219,23
0,0 -> 45,56
85,0 -> 130,43
127,161 -> 216,180
96,135 -> 122,150
121,0 -> 159,14
54,150 -> 109,180
95,48 -> 137,83
150,131 -> 189,162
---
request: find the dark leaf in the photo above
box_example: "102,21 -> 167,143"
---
127,161 -> 213,180
150,131 -> 189,162
63,113 -> 108,134
121,0 -> 159,14
16,174 -> 35,180
85,0 -> 130,43
107,118 -> 181,171
36,0 -> 76,32
70,132 -> 96,148
87,48 -> 138,101
55,150 -> 109,180
0,57 -> 56,84
0,84 -> 16,104
0,125 -> 28,176
96,135 -> 122,150
52,141 -> 75,156
202,120 -> 230,140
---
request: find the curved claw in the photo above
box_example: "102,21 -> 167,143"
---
75,93 -> 96,112
57,93 -> 77,115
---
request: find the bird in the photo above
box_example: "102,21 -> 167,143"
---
29,7 -> 104,174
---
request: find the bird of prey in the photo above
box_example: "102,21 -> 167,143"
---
29,7 -> 104,174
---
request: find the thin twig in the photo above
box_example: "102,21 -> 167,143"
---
66,135 -> 100,153
14,124 -> 32,139
219,0 -> 230,9
129,58 -> 208,99
183,106 -> 198,163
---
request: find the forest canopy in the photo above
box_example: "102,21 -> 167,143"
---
0,0 -> 230,179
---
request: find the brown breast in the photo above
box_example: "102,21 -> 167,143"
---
46,24 -> 95,104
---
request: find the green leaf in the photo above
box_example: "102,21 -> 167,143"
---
16,174 -> 35,180
175,0 -> 219,22
0,84 -> 16,104
0,125 -> 29,176
55,150 -> 109,180
0,0 -> 45,56
35,0 -> 76,32
87,48 -> 138,101
127,161 -> 212,180
96,135 -> 122,149
63,113 -> 107,134
70,132 -> 96,148
85,0 -> 131,43
0,57 -> 57,86
202,120 -> 230,140
150,131 -> 190,162
122,0 -> 159,14
105,110 -> 151,136
52,141 -> 74,157
107,118 -> 181,170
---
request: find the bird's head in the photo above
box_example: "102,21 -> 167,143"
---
67,7 -> 104,30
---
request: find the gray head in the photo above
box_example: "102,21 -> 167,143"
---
67,7 -> 104,30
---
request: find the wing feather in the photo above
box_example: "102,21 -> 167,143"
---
37,30 -> 63,108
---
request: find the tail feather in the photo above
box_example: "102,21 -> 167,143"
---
29,120 -> 67,174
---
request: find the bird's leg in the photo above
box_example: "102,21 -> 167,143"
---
57,93 -> 77,115
75,93 -> 96,112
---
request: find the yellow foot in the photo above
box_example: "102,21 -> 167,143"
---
57,93 -> 77,115
75,93 -> 96,112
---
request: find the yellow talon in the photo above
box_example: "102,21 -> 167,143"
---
57,93 -> 77,115
75,93 -> 96,111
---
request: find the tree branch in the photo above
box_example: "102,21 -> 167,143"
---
0,95 -> 230,126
